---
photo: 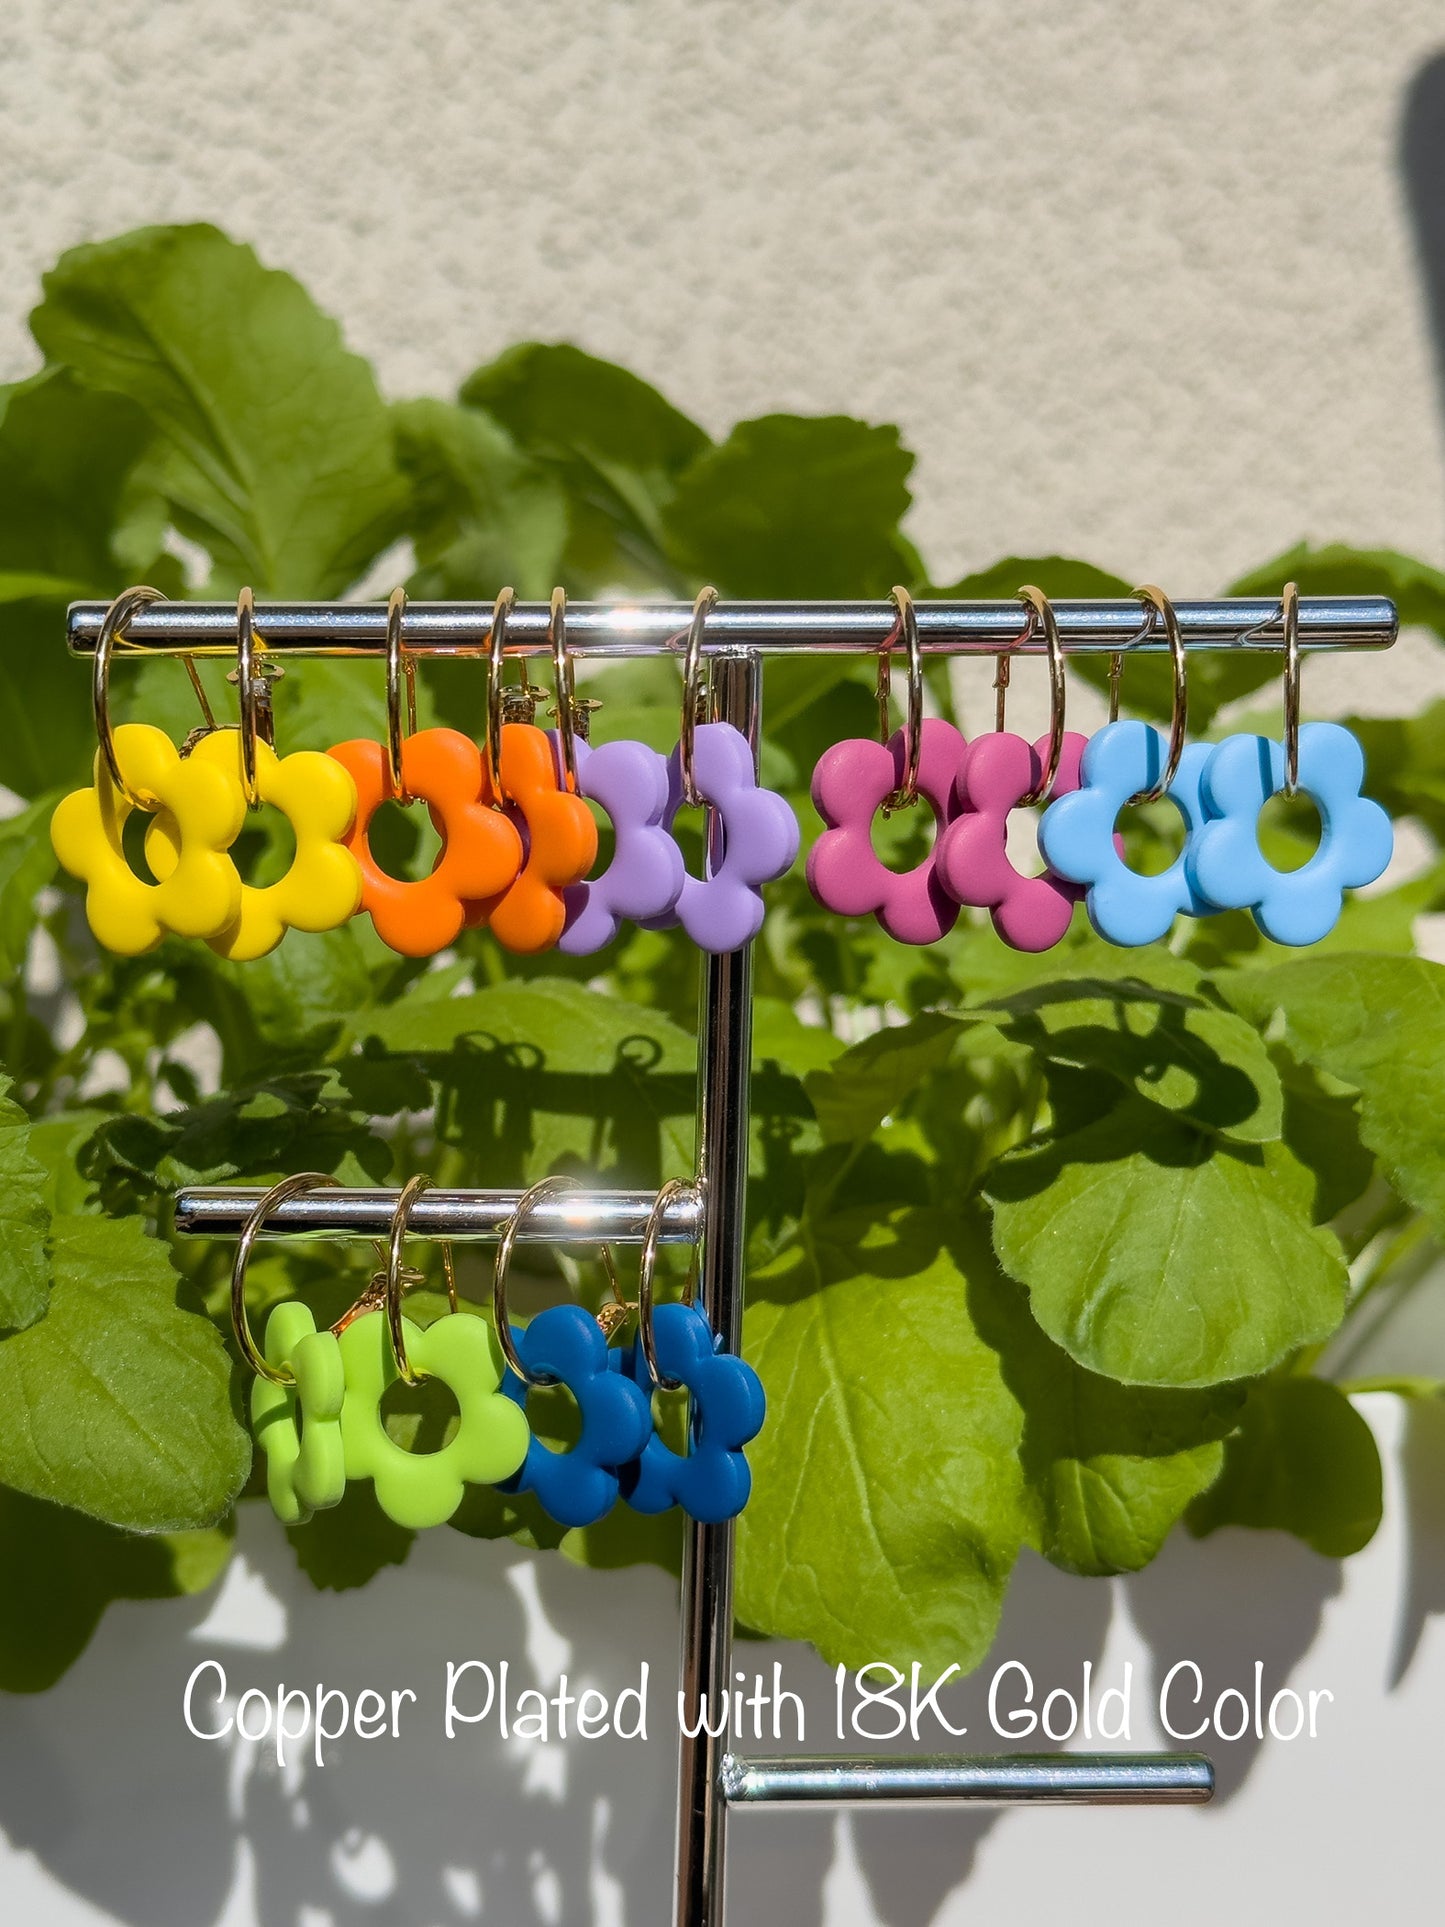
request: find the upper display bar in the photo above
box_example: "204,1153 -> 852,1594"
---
66,595 -> 1398,659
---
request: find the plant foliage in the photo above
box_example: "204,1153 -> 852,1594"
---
0,223 -> 1441,1689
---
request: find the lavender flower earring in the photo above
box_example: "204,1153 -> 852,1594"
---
1187,583 -> 1393,943
542,590 -> 685,954
807,586 -> 968,944
640,587 -> 799,952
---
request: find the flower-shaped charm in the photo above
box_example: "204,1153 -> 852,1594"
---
250,1301 -> 347,1525
50,721 -> 246,955
640,722 -> 800,952
465,724 -> 597,954
329,728 -> 522,958
937,730 -> 1093,952
145,731 -> 363,960
550,735 -> 685,955
807,719 -> 969,945
618,1304 -> 765,1524
338,1308 -> 530,1530
1037,720 -> 1217,947
499,1303 -> 653,1527
1187,722 -> 1393,945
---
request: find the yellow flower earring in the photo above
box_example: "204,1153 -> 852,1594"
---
50,587 -> 247,955
144,590 -> 363,960
143,578 -> 364,955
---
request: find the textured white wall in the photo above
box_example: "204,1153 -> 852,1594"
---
2,7 -> 1444,1924
1,0 -> 1443,593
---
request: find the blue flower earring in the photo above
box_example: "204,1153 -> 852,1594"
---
1038,587 -> 1217,946
616,1180 -> 765,1525
493,1176 -> 653,1529
1187,584 -> 1392,943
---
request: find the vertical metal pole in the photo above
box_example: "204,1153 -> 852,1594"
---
673,650 -> 762,1927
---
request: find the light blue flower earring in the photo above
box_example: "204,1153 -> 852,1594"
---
1038,586 -> 1217,947
1187,584 -> 1392,944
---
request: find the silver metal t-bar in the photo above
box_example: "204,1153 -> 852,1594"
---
66,595 -> 1396,658
720,1752 -> 1214,1807
173,1184 -> 703,1244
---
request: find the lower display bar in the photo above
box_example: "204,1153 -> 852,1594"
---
173,1184 -> 703,1244
719,1752 -> 1214,1807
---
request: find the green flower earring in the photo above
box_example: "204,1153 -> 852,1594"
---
337,1174 -> 529,1530
251,1301 -> 347,1524
232,1172 -> 350,1526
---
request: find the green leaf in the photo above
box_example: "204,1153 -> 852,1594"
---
737,1208 -> 1032,1673
362,974 -> 697,1184
460,342 -> 708,588
1220,955 -> 1445,1229
981,975 -> 1284,1143
0,1214 -> 249,1530
986,1098 -> 1348,1386
803,1011 -> 962,1144
663,415 -> 917,596
970,1267 -> 1242,1575
286,1484 -> 414,1590
362,972 -> 692,1066
394,396 -> 569,597
0,1072 -> 52,1331
1276,1056 -> 1375,1223
0,1486 -> 233,1693
936,556 -> 1134,602
751,997 -> 845,1077
181,924 -> 380,1077
1187,1377 -> 1382,1557
0,368 -> 157,795
1335,706 -> 1445,844
23,1112 -> 112,1215
80,1071 -> 388,1211
1229,542 -> 1445,639
31,223 -> 405,594
0,792 -> 61,977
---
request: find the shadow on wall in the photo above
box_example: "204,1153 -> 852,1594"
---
0,1512 -> 1115,1927
2,1497 -> 1422,1927
1404,49 -> 1445,429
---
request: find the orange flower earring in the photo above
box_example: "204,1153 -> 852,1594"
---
464,588 -> 596,954
329,588 -> 523,958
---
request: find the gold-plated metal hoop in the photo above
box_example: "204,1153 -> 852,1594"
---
1105,600 -> 1165,725
485,586 -> 516,794
234,586 -> 270,809
1131,584 -> 1188,802
679,586 -> 718,809
384,586 -> 417,803
875,585 -> 923,812
1014,586 -> 1067,807
992,598 -> 1037,735
384,1172 -> 458,1388
230,1172 -> 341,1383
549,587 -> 579,794
92,585 -> 166,805
637,1177 -> 699,1393
1280,581 -> 1301,798
1107,651 -> 1124,724
492,1174 -> 619,1387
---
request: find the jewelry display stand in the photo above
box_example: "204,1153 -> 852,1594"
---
67,590 -> 1396,1926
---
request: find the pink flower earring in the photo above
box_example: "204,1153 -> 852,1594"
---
806,587 -> 968,945
936,585 -> 1089,953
